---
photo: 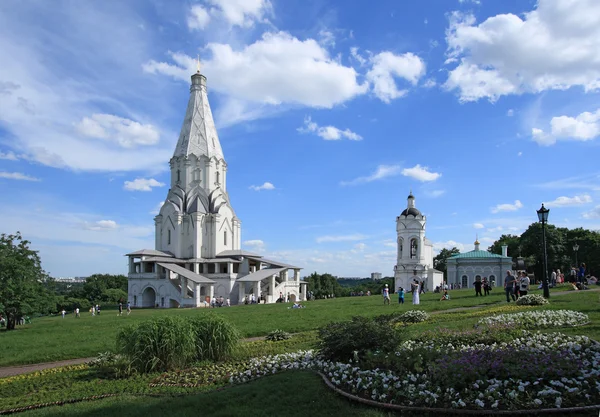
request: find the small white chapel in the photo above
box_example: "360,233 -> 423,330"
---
126,67 -> 306,308
393,192 -> 443,292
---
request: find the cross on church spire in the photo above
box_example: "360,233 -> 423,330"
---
196,54 -> 201,74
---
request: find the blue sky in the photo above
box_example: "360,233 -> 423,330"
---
1,0 -> 600,278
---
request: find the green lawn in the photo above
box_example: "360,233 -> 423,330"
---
1,286 -> 598,367
16,372 -> 389,417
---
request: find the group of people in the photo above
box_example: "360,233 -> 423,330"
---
473,277 -> 492,296
382,280 -> 423,305
59,302 -> 131,318
211,296 -> 231,307
503,270 -> 530,302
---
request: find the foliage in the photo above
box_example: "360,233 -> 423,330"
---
116,316 -> 198,373
87,351 -> 132,379
189,314 -> 240,361
82,273 -> 128,303
516,294 -> 549,306
150,362 -> 247,387
374,310 -> 430,325
60,297 -> 92,311
477,309 -> 589,329
317,316 -> 401,361
433,247 -> 461,280
487,234 -> 522,260
265,329 -> 292,341
0,232 -> 55,330
306,272 -> 344,298
337,277 -> 395,296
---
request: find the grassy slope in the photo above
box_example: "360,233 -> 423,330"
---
18,372 -> 386,417
0,286 -> 598,367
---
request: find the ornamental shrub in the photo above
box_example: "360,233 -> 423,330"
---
265,329 -> 292,342
189,314 -> 240,361
374,309 -> 430,325
117,316 -> 197,373
317,316 -> 401,362
516,294 -> 549,306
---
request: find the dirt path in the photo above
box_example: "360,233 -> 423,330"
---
2,287 -> 598,379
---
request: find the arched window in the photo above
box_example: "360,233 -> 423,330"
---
168,229 -> 171,245
177,169 -> 181,182
216,171 -> 220,184
489,275 -> 496,284
224,230 -> 227,246
461,275 -> 468,287
410,239 -> 418,259
398,238 -> 403,259
194,168 -> 201,182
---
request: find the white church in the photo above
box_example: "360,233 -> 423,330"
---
393,192 -> 443,292
126,68 -> 306,308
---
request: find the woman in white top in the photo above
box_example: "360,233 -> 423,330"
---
412,280 -> 421,305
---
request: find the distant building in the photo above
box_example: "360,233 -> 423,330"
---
371,272 -> 382,280
394,192 -> 443,292
446,241 -> 512,287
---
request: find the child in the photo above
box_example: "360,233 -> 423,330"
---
382,284 -> 390,305
398,287 -> 405,304
440,290 -> 449,301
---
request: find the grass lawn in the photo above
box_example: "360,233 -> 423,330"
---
16,372 -> 388,417
1,286 -> 598,367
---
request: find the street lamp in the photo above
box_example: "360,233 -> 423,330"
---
537,204 -> 550,298
573,242 -> 579,271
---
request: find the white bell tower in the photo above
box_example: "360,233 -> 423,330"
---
394,191 -> 427,291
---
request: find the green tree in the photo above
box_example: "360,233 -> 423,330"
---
487,234 -> 521,259
306,272 -> 343,298
433,247 -> 461,280
82,273 -> 128,303
0,232 -> 54,330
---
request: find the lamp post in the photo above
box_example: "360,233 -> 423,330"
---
573,242 -> 579,271
537,204 -> 550,298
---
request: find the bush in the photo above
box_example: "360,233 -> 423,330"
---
265,329 -> 292,342
117,316 -> 197,373
190,314 -> 240,361
88,351 -> 132,379
317,316 -> 401,362
374,309 -> 430,325
516,294 -> 549,306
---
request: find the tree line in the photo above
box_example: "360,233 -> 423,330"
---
432,223 -> 600,281
1,232 -> 127,330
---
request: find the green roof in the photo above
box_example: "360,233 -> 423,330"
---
448,250 -> 510,259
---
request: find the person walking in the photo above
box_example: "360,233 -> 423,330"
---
551,269 -> 557,287
118,302 -> 123,316
579,263 -> 586,283
474,278 -> 483,296
75,307 -> 80,318
126,301 -> 131,316
483,277 -> 491,296
412,280 -> 421,305
504,270 -> 516,302
519,272 -> 530,296
61,309 -> 66,319
398,287 -> 405,304
382,284 -> 390,305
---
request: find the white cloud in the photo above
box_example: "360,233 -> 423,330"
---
318,30 -> 336,48
432,240 -> 465,252
124,178 -> 166,192
532,108 -> 600,146
422,78 -> 437,88
316,234 -> 367,243
249,182 -> 275,191
583,205 -> 600,219
350,47 -> 367,66
459,0 -> 481,4
423,189 -> 445,198
351,242 -> 367,253
507,109 -> 514,117
297,116 -> 362,141
150,201 -> 164,215
143,32 -> 368,110
544,194 -> 592,208
82,220 -> 118,231
487,226 -> 503,233
0,150 -> 18,160
188,5 -> 211,30
473,223 -> 485,229
0,171 -> 41,181
366,52 -> 426,103
205,0 -> 272,28
444,1 -> 600,102
535,173 -> 600,191
340,165 -> 401,186
401,164 -> 441,182
491,199 -> 523,213
243,239 -> 266,251
75,113 -> 160,148
382,239 -> 396,248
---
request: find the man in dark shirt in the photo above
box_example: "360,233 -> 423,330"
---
504,270 -> 516,302
474,279 -> 483,296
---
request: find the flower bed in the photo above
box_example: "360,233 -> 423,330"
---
477,309 -> 589,329
228,332 -> 600,411
516,294 -> 549,306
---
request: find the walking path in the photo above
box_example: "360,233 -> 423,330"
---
1,287 -> 598,379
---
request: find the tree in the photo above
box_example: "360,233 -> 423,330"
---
82,273 -> 128,303
306,272 -> 343,298
487,234 -> 521,259
0,232 -> 54,330
433,247 -> 461,280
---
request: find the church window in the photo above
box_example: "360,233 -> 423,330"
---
216,171 -> 220,184
168,229 -> 171,245
410,239 -> 418,259
461,275 -> 468,287
224,230 -> 227,246
133,295 -> 137,306
398,238 -> 403,259
489,275 -> 496,284
177,169 -> 181,182
161,297 -> 165,307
